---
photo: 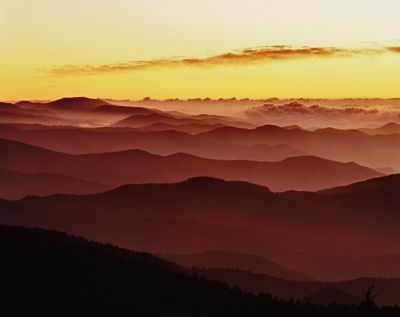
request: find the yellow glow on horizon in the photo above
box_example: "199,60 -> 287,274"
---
1,0 -> 400,100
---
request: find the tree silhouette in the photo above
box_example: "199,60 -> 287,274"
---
364,285 -> 378,308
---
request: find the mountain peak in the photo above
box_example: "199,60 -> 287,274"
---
381,122 -> 400,128
255,124 -> 287,132
182,177 -> 274,194
48,97 -> 109,109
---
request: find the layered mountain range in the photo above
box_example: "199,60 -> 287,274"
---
1,97 -> 400,308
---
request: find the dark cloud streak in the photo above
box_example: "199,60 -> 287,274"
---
49,45 -> 395,76
387,47 -> 400,53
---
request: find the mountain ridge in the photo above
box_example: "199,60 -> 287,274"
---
0,138 -> 382,191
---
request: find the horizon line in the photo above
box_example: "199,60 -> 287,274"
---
4,96 -> 400,104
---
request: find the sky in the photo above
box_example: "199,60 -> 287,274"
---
1,0 -> 400,100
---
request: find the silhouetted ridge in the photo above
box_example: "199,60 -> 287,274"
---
361,122 -> 400,135
182,176 -> 272,191
2,225 -> 399,316
320,173 -> 400,195
0,167 -> 110,199
0,137 -> 67,155
108,177 -> 272,198
2,175 -> 324,239
302,288 -> 362,305
315,127 -> 365,136
0,102 -> 20,111
0,138 -> 380,191
110,177 -> 272,197
281,155 -> 355,165
166,151 -> 205,159
381,122 -> 400,128
162,250 -> 310,281
255,124 -> 291,133
47,97 -> 109,110
14,100 -> 37,106
94,105 -> 155,115
194,268 -> 400,306
84,147 -> 156,158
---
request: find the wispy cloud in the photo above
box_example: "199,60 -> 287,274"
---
49,45 -> 396,76
387,46 -> 400,53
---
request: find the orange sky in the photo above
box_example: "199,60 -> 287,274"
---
1,0 -> 400,100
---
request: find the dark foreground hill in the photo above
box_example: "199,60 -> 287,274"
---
1,225 -> 399,317
2,176 -> 400,280
194,268 -> 400,306
282,173 -> 400,232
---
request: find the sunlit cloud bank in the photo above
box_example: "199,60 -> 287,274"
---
245,102 -> 400,128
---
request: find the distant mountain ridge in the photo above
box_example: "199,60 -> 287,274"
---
2,116 -> 400,169
360,122 -> 400,135
47,97 -> 110,110
0,167 -> 110,199
0,138 -> 382,191
282,172 -> 400,226
161,250 -> 311,281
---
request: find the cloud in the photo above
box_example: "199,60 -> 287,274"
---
245,102 -> 400,128
247,102 -> 379,118
49,45 -> 387,76
387,47 -> 400,53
